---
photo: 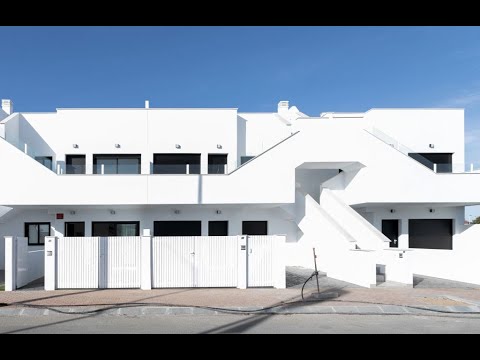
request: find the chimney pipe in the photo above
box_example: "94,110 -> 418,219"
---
1,99 -> 13,115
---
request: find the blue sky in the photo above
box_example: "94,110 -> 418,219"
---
1,26 -> 480,216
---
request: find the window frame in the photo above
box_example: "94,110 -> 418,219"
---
65,155 -> 86,174
25,222 -> 51,246
93,154 -> 141,175
64,222 -> 86,237
91,221 -> 140,237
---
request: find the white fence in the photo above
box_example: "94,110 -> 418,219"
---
4,236 -> 44,291
57,237 -> 141,289
44,234 -> 285,290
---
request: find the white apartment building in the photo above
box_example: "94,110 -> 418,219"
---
1,98 -> 480,289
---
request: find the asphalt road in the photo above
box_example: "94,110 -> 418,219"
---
1,313 -> 480,334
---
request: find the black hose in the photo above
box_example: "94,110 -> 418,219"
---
301,272 -> 318,301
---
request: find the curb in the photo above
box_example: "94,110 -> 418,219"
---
0,304 -> 480,317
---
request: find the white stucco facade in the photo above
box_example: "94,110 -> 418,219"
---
1,99 -> 479,288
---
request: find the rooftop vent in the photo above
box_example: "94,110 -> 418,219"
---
277,100 -> 289,114
1,99 -> 13,115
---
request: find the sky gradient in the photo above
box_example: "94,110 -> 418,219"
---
1,26 -> 480,216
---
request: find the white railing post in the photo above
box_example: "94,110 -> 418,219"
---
273,235 -> 286,289
4,236 -> 16,291
24,143 -> 28,155
237,235 -> 247,289
57,163 -> 61,175
101,164 -> 105,175
141,229 -> 152,290
433,163 -> 437,173
186,163 -> 190,175
44,236 -> 57,291
471,163 -> 474,172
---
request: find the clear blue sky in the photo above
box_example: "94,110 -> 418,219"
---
1,26 -> 480,216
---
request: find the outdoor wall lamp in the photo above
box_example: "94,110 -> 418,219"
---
217,144 -> 222,149
110,210 -> 116,215
390,209 -> 395,213
429,144 -> 435,149
70,211 -> 76,215
174,209 -> 181,214
175,144 -> 181,149
216,210 -> 222,214
115,144 -> 121,148
429,208 -> 435,213
73,144 -> 79,149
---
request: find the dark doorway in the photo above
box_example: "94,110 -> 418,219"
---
93,154 -> 141,174
92,222 -> 140,236
65,222 -> 85,237
66,155 -> 86,174
208,221 -> 228,236
35,156 -> 53,170
242,221 -> 268,235
409,219 -> 453,249
208,154 -> 228,174
382,220 -> 399,248
153,154 -> 201,174
154,221 -> 202,236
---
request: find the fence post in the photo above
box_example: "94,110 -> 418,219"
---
4,236 -> 16,291
141,229 -> 152,290
273,235 -> 286,289
237,235 -> 247,289
44,236 -> 57,291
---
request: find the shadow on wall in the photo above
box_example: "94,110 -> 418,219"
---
19,115 -> 56,165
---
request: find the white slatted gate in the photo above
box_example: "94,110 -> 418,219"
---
57,237 -> 141,289
152,236 -> 238,288
247,236 -> 276,287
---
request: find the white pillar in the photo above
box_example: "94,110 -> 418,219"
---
141,229 -> 152,290
273,235 -> 286,289
4,236 -> 16,291
237,235 -> 247,289
201,221 -> 208,236
201,153 -> 208,175
398,219 -> 409,249
44,236 -> 57,291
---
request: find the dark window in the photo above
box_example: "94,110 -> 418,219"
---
25,222 -> 50,246
208,154 -> 228,174
66,155 -> 86,174
93,154 -> 141,174
240,156 -> 254,165
153,154 -> 200,174
408,153 -> 453,173
92,222 -> 140,236
382,220 -> 399,248
65,222 -> 85,237
209,221 -> 228,236
409,219 -> 453,250
35,156 -> 53,170
242,221 -> 268,235
154,221 -> 201,236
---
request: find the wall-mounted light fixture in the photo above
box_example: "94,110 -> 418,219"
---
73,144 -> 79,149
110,210 -> 116,215
429,208 -> 435,213
174,209 -> 181,214
390,209 -> 396,213
175,144 -> 181,149
70,211 -> 76,215
216,210 -> 222,214
429,144 -> 435,149
217,144 -> 222,149
115,144 -> 121,148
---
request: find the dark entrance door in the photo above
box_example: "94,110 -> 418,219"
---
382,220 -> 399,248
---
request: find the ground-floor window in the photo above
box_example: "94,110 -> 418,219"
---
65,222 -> 85,237
409,219 -> 453,250
92,222 -> 140,236
208,221 -> 228,236
25,222 -> 50,246
242,221 -> 268,235
154,221 -> 201,236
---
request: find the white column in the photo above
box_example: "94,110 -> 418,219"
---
201,153 -> 208,175
141,229 -> 152,290
273,235 -> 286,289
398,219 -> 409,249
4,236 -> 16,291
237,235 -> 247,289
44,236 -> 57,291
201,221 -> 208,236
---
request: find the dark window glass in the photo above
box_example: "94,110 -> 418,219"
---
382,220 -> 399,248
93,155 -> 141,174
240,156 -> 254,165
153,154 -> 201,174
154,221 -> 202,236
408,153 -> 453,173
35,156 -> 53,170
409,219 -> 453,250
208,154 -> 228,174
25,222 -> 51,246
208,221 -> 228,236
66,155 -> 86,174
242,221 -> 268,235
92,222 -> 140,236
65,222 -> 85,237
